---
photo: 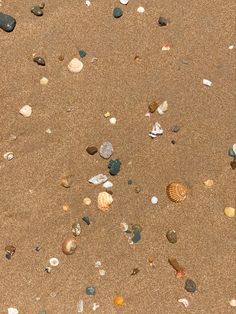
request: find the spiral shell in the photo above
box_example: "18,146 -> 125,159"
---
98,192 -> 113,211
166,182 -> 188,203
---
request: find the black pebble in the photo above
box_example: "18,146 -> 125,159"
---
185,278 -> 197,293
33,56 -> 46,66
158,16 -> 168,26
0,12 -> 16,32
31,6 -> 44,16
79,50 -> 87,58
82,216 -> 90,225
171,140 -> 176,145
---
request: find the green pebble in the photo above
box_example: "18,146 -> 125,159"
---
113,7 -> 123,18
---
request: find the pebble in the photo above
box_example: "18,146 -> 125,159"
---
86,146 -> 98,155
61,236 -> 77,255
128,179 -> 133,185
19,105 -> 32,117
151,196 -> 158,204
33,56 -> 45,66
157,101 -> 168,115
109,117 -> 117,125
40,77 -> 48,85
31,5 -> 44,16
0,12 -> 16,32
68,58 -> 83,73
113,7 -> 123,18
63,203 -> 69,211
228,147 -> 236,157
45,266 -> 51,273
95,261 -> 102,268
229,45 -> 234,50
104,112 -> 110,118
171,140 -> 176,145
230,299 -> 236,307
158,16 -> 168,26
99,142 -> 113,159
230,160 -> 236,170
49,257 -> 59,267
131,229 -> 141,243
79,50 -> 87,58
185,279 -> 197,293
89,174 -> 108,185
72,222 -> 81,236
108,159 -> 121,175
162,45 -> 170,51
103,181 -> 113,189
39,311 -> 46,314
83,197 -> 92,205
137,6 -> 145,13
149,122 -> 163,138
204,179 -> 214,187
135,186 -> 141,193
86,287 -> 96,296
178,298 -> 189,308
77,300 -> 84,313
203,79 -> 212,87
82,216 -> 91,225
120,0 -> 129,4
7,308 -> 19,314
45,128 -> 52,134
171,125 -> 180,133
224,207 -> 235,218
5,245 -> 16,259
148,101 -> 158,113
114,296 -> 124,306
99,269 -> 106,276
166,230 -> 177,244
3,152 -> 14,161
92,303 -> 100,311
60,177 -> 71,188
85,0 -> 91,6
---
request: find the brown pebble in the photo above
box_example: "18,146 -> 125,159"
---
230,160 -> 236,169
148,101 -> 158,113
166,230 -> 177,244
135,186 -> 141,193
62,235 -> 77,255
86,146 -> 98,155
5,245 -> 16,259
131,268 -> 140,276
60,176 -> 72,188
58,55 -> 64,61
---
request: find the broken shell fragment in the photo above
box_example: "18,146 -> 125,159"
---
204,179 -> 214,187
178,298 -> 189,308
19,105 -> 32,117
72,222 -> 81,236
224,207 -> 235,218
98,192 -> 113,211
149,122 -> 163,138
157,100 -> 168,115
83,197 -> 91,205
88,174 -> 108,185
230,299 -> 236,307
68,58 -> 83,73
203,79 -> 212,87
40,77 -> 48,85
60,177 -> 71,188
3,152 -> 14,161
166,182 -> 188,202
62,235 -> 77,255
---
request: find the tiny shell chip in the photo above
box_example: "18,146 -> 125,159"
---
72,222 -> 81,236
8,308 -> 19,314
98,192 -> 113,211
40,77 -> 48,85
230,299 -> 236,307
203,79 -> 212,87
120,0 -> 129,4
109,117 -> 117,125
178,298 -> 189,308
99,269 -> 106,276
89,174 -> 108,185
49,257 -> 59,266
233,144 -> 236,155
157,101 -> 168,115
120,222 -> 129,232
83,197 -> 92,205
151,196 -> 158,204
103,181 -> 113,189
19,105 -> 32,117
137,6 -> 145,13
99,142 -> 113,159
92,303 -> 100,311
77,300 -> 84,313
224,207 -> 235,218
68,58 -> 83,73
204,179 -> 214,187
166,182 -> 188,203
4,152 -> 14,161
149,122 -> 163,138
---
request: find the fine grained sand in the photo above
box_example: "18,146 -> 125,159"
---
0,0 -> 235,313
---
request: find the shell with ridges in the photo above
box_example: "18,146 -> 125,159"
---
166,182 -> 188,203
98,192 -> 113,211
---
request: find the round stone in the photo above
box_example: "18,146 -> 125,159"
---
68,58 -> 83,73
86,287 -> 96,296
113,7 -> 123,18
83,197 -> 91,205
99,142 -> 113,159
114,295 -> 124,305
224,207 -> 235,218
109,117 -> 117,125
230,299 -> 236,307
151,196 -> 158,204
0,12 -> 16,32
185,279 -> 197,293
171,125 -> 180,133
86,146 -> 98,155
166,230 -> 177,244
137,6 -> 145,13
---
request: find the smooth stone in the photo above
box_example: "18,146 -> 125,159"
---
88,174 -> 108,185
99,142 -> 113,159
185,279 -> 197,293
86,287 -> 96,296
132,230 -> 141,243
224,207 -> 235,218
166,230 -> 177,243
171,125 -> 180,132
79,50 -> 87,58
151,196 -> 158,204
7,309 -> 19,314
68,58 -> 83,73
86,146 -> 97,155
128,179 -> 133,185
82,216 -> 90,225
103,181 -> 113,189
228,148 -> 236,157
33,56 -> 45,66
158,16 -> 168,26
108,159 -> 121,176
31,6 -> 43,16
148,101 -> 158,113
120,0 -> 129,4
40,77 -> 48,85
113,7 -> 123,18
137,6 -> 145,13
0,12 -> 16,32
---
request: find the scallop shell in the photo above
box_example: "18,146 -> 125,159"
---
166,182 -> 188,202
98,192 -> 113,211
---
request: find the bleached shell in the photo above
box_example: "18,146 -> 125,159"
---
232,144 -> 236,155
230,299 -> 236,307
178,298 -> 189,308
68,58 -> 83,73
98,192 -> 113,211
120,0 -> 129,4
89,174 -> 108,185
157,101 -> 168,115
40,77 -> 48,85
19,105 -> 32,117
149,122 -> 163,138
4,152 -> 14,161
203,79 -> 212,86
103,181 -> 113,189
8,308 -> 19,314
49,257 -> 59,266
224,207 -> 235,218
166,182 -> 188,202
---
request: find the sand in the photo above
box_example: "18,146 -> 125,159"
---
0,0 -> 235,313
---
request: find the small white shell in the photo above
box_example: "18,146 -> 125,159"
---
157,101 -> 168,115
85,0 -> 91,6
149,122 -> 163,138
40,77 -> 48,85
95,260 -> 102,268
178,298 -> 189,308
203,79 -> 212,87
4,152 -> 14,161
137,6 -> 145,13
92,303 -> 100,311
19,105 -> 32,117
89,174 -> 108,185
98,192 -> 113,211
230,299 -> 236,307
49,257 -> 59,267
99,269 -> 106,276
232,144 -> 236,155
103,181 -> 113,189
77,300 -> 84,313
151,196 -> 158,204
8,308 -> 19,314
120,0 -> 129,4
68,58 -> 83,73
109,117 -> 117,125
83,197 -> 91,205
120,222 -> 129,232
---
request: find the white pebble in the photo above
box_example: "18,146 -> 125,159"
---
109,117 -> 117,125
162,45 -> 170,51
49,257 -> 59,267
203,79 -> 212,87
157,101 -> 168,115
89,174 -> 108,185
149,122 -> 163,138
103,181 -> 113,189
19,105 -> 32,117
68,58 -> 83,73
40,77 -> 49,85
120,0 -> 129,4
46,128 -> 52,134
8,309 -> 19,314
92,303 -> 100,311
230,299 -> 236,307
95,261 -> 102,268
178,298 -> 189,308
232,143 -> 236,155
229,45 -> 234,50
4,152 -> 14,161
77,300 -> 84,313
85,0 -> 91,6
99,269 -> 106,276
151,196 -> 158,204
137,6 -> 145,13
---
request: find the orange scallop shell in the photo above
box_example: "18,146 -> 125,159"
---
166,182 -> 188,203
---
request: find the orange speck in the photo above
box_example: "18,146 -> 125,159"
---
63,203 -> 69,211
114,295 -> 124,306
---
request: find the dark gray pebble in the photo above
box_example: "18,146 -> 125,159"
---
108,159 -> 121,176
79,50 -> 87,58
113,7 -> 123,18
158,16 -> 168,26
33,56 -> 45,66
86,286 -> 96,296
228,148 -> 236,157
171,125 -> 180,133
166,230 -> 177,244
31,6 -> 44,16
185,278 -> 197,293
82,216 -> 90,225
0,12 -> 16,32
132,230 -> 141,243
171,140 -> 176,145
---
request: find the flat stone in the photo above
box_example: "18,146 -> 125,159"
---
33,56 -> 45,66
228,148 -> 236,157
86,146 -> 97,155
99,142 -> 113,159
0,12 -> 16,32
89,174 -> 108,185
103,181 -> 113,189
148,101 -> 158,113
108,159 -> 121,176
113,7 -> 123,18
31,6 -> 43,16
82,216 -> 90,225
132,230 -> 141,243
185,279 -> 197,293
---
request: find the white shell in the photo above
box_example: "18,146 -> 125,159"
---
120,0 -> 129,4
89,174 -> 108,185
103,181 -> 113,189
68,58 -> 83,73
49,257 -> 59,266
229,45 -> 234,50
151,196 -> 158,204
85,0 -> 91,6
120,222 -> 129,232
99,269 -> 106,276
149,122 -> 163,138
232,144 -> 236,155
162,45 -> 170,51
203,79 -> 212,87
40,77 -> 48,85
178,298 -> 189,308
19,105 -> 32,117
109,117 -> 117,125
137,6 -> 145,13
92,303 -> 100,311
95,260 -> 102,268
77,300 -> 84,313
230,299 -> 236,307
8,308 -> 19,314
46,128 -> 52,134
157,101 -> 168,115
4,152 -> 14,161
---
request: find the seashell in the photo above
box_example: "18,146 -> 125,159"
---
83,197 -> 91,205
204,179 -> 214,187
92,303 -> 100,311
7,308 -> 19,314
166,182 -> 188,202
88,174 -> 108,185
40,77 -> 48,85
62,235 -> 77,255
68,58 -> 83,73
49,257 -> 59,266
109,117 -> 117,125
178,298 -> 189,308
157,100 -> 168,115
98,192 -> 113,211
224,207 -> 235,218
19,105 -> 32,117
72,222 -> 81,236
3,152 -> 14,161
203,79 -> 212,87
137,6 -> 145,13
103,181 -> 113,189
149,122 -> 163,138
230,299 -> 236,307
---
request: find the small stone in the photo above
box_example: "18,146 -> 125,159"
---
49,257 -> 59,267
230,299 -> 236,307
19,105 -> 32,117
45,266 -> 51,273
5,245 -> 16,259
99,142 -> 113,159
151,196 -> 158,204
203,79 -> 212,87
230,160 -> 236,169
185,278 -> 197,293
148,101 -> 158,113
72,222 -> 81,236
204,179 -> 214,187
3,152 -> 14,161
157,101 -> 168,115
113,7 -> 123,18
103,181 -> 113,189
39,311 -> 46,314
60,177 -> 71,188
89,174 -> 108,185
109,117 -> 117,125
35,246 -> 41,251
31,5 -> 44,16
162,45 -> 170,51
77,300 -> 84,313
95,261 -> 102,268
85,0 -> 91,6
83,197 -> 92,205
228,148 -> 236,157
63,203 -> 70,211
178,298 -> 189,308
79,50 -> 87,58
171,125 -> 180,133
58,54 -> 64,61
158,16 -> 168,26
171,140 -> 176,145
86,146 -> 97,155
92,303 -> 100,311
166,230 -> 177,244
114,296 -> 124,306
229,45 -> 234,50
82,216 -> 91,225
149,122 -> 163,138
7,308 -> 19,314
86,287 -> 96,296
68,58 -> 83,73
108,159 -> 121,176
120,0 -> 129,4
0,12 -> 16,32
40,77 -> 48,85
128,179 -> 133,185
224,207 -> 235,218
9,134 -> 17,141
135,186 -> 141,193
99,269 -> 106,276
45,128 -> 52,134
131,229 -> 141,243
104,112 -> 110,118
33,56 -> 45,66
131,268 -> 139,276
137,6 -> 145,13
